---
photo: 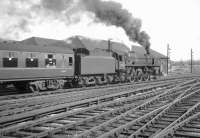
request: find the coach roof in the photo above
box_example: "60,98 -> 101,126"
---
0,37 -> 74,54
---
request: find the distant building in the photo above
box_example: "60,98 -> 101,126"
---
66,35 -> 130,56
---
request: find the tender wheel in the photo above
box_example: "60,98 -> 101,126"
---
78,77 -> 86,87
130,76 -> 136,83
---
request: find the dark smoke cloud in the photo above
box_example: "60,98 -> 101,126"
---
1,0 -> 151,53
80,0 -> 150,53
138,31 -> 150,54
40,0 -> 151,53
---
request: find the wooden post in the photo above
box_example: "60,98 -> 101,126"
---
191,49 -> 193,73
167,44 -> 170,74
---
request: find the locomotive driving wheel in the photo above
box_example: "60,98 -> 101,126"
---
137,70 -> 143,82
143,73 -> 150,81
130,75 -> 136,83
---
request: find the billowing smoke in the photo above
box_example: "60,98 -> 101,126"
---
0,0 -> 38,39
137,31 -> 150,54
39,0 -> 151,53
1,0 -> 151,53
80,0 -> 150,54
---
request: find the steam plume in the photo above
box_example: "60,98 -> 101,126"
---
81,0 -> 151,54
40,0 -> 151,53
1,0 -> 151,53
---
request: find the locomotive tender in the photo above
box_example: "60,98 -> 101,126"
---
0,36 -> 160,92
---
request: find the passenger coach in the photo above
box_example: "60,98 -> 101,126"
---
0,39 -> 74,92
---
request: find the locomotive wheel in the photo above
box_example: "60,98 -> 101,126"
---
78,77 -> 86,87
130,76 -> 136,83
102,76 -> 108,85
147,74 -> 150,81
137,71 -> 143,82
143,73 -> 149,81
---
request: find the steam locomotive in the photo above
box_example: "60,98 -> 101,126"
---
0,36 -> 161,92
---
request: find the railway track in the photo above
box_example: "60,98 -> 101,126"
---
0,78 -> 188,126
0,79 -> 197,138
157,107 -> 200,138
0,78 -> 175,101
129,83 -> 200,138
0,78 -> 170,100
0,80 -> 178,128
72,81 -> 200,138
0,74 -> 196,101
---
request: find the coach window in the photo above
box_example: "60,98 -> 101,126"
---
45,54 -> 56,67
69,57 -> 73,66
3,52 -> 18,67
26,53 -> 38,67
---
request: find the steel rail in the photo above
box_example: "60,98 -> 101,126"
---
88,82 -> 200,138
0,81 -> 178,128
71,80 -> 195,138
154,107 -> 200,138
154,102 -> 200,138
0,74 -> 196,100
0,83 -> 177,137
130,82 -> 200,138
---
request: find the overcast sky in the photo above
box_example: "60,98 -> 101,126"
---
0,0 -> 200,61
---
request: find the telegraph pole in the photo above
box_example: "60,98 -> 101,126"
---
191,49 -> 193,73
108,39 -> 112,52
167,44 -> 170,74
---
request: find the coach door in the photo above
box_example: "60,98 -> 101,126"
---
74,54 -> 81,75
